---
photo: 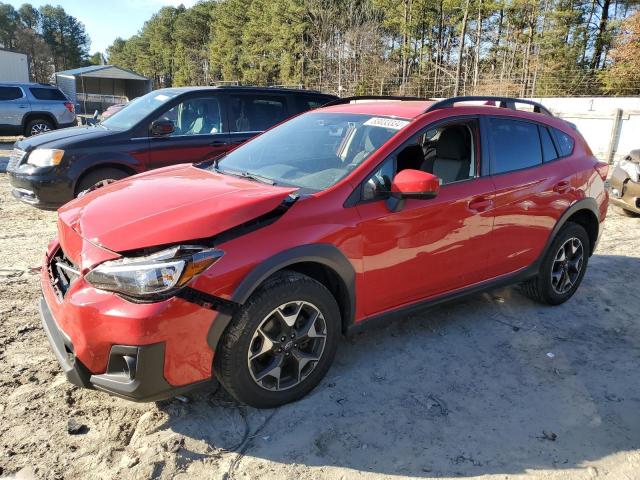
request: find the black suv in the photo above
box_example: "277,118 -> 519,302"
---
7,86 -> 337,209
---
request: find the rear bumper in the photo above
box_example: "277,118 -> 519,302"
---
39,296 -> 205,402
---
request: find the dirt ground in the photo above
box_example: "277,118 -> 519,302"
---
1,143 -> 639,480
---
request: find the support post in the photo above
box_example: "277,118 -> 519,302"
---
606,108 -> 623,164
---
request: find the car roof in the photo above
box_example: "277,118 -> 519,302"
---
319,100 -> 435,119
0,82 -> 58,88
155,86 -> 336,96
317,98 -> 562,124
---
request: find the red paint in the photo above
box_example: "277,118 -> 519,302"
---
391,169 -> 440,196
44,100 -> 608,390
58,165 -> 297,252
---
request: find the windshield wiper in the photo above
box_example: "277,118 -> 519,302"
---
215,166 -> 276,185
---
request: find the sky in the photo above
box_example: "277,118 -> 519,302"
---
5,0 -> 198,54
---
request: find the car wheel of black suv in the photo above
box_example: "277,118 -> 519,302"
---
214,270 -> 340,408
520,222 -> 590,305
25,118 -> 54,137
76,168 -> 129,197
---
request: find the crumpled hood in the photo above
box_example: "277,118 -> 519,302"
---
16,125 -> 116,150
58,165 -> 297,252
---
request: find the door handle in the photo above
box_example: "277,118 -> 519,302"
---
468,196 -> 493,213
209,140 -> 227,146
553,181 -> 571,193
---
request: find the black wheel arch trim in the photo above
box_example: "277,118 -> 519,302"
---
23,111 -> 58,129
205,244 -> 356,352
537,197 -> 600,264
71,154 -> 141,193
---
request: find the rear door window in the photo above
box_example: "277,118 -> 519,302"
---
228,94 -> 288,132
488,118 -> 542,174
29,87 -> 67,101
551,128 -> 575,157
0,87 -> 23,100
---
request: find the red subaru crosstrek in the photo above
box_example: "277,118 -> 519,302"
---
40,96 -> 609,408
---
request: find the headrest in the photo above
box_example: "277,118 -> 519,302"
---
436,126 -> 469,160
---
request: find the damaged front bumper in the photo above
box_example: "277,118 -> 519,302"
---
39,295 -> 207,402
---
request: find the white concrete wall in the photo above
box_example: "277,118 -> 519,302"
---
0,50 -> 29,82
531,97 -> 640,163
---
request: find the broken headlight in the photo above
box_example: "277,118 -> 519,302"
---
85,246 -> 223,299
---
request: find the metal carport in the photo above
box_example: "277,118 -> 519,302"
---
51,65 -> 152,114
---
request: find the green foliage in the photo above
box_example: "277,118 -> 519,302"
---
601,11 -> 640,95
0,2 -> 90,81
1,0 -> 634,94
39,4 -> 90,70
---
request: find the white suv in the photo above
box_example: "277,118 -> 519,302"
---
0,82 -> 76,137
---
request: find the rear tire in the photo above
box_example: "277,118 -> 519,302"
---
214,270 -> 341,408
520,222 -> 590,305
75,168 -> 129,197
24,118 -> 54,137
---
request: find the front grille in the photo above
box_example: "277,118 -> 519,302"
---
7,148 -> 26,171
48,248 -> 80,299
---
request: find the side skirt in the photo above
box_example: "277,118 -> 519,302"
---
346,264 -> 538,336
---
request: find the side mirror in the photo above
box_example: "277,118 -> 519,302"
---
150,119 -> 175,137
386,169 -> 440,212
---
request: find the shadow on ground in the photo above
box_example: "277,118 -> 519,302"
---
151,253 -> 640,477
0,142 -> 14,173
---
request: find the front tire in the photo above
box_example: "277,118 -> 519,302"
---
75,167 -> 129,197
214,271 -> 341,408
520,222 -> 590,305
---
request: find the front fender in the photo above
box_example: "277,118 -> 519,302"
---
206,244 -> 356,351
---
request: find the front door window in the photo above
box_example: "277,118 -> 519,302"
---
159,97 -> 223,136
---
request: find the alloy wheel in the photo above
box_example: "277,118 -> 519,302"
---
247,301 -> 327,391
77,179 -> 117,197
550,237 -> 584,295
30,122 -> 51,135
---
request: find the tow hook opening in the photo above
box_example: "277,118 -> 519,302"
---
106,346 -> 139,380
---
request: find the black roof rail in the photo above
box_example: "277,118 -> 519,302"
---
323,95 -> 433,107
425,96 -> 553,116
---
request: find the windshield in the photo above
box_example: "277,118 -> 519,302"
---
101,90 -> 182,130
211,112 -> 408,191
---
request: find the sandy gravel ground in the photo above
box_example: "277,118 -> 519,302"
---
0,163 -> 639,480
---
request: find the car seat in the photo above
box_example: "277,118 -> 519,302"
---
421,126 -> 471,183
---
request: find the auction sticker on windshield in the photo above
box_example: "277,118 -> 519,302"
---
363,117 -> 410,130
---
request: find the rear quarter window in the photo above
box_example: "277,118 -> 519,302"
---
551,128 -> 575,157
489,118 -> 542,174
29,87 -> 67,101
0,86 -> 23,100
539,125 -> 558,162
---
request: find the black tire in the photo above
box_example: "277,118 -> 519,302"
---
214,270 -> 341,408
520,222 -> 590,305
24,117 -> 54,137
75,168 -> 129,197
619,207 -> 640,217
